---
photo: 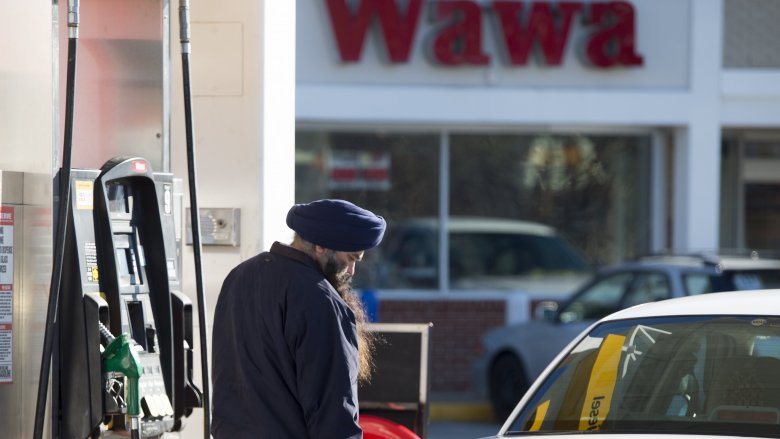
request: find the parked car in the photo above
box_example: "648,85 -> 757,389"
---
474,253 -> 780,421
485,289 -> 780,438
366,216 -> 589,292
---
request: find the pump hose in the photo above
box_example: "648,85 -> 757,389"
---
179,0 -> 211,437
33,4 -> 79,438
99,321 -> 115,343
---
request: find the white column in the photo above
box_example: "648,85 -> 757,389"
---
672,0 -> 723,252
257,0 -> 297,250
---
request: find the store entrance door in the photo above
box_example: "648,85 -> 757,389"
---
721,133 -> 780,252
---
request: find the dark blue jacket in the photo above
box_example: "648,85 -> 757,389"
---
212,242 -> 362,438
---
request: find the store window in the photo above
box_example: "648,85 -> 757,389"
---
296,130 -> 654,291
295,131 -> 440,288
450,134 -> 652,266
720,134 -> 780,252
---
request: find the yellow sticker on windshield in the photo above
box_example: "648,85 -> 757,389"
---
529,400 -> 550,431
578,334 -> 625,431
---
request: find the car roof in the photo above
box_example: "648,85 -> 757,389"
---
393,217 -> 557,236
602,289 -> 780,321
630,253 -> 780,270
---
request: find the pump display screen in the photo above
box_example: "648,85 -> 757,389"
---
116,240 -> 144,286
106,182 -> 146,287
107,183 -> 132,214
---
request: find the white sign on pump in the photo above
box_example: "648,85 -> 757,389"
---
0,206 -> 14,383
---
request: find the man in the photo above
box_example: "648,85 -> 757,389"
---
211,199 -> 386,439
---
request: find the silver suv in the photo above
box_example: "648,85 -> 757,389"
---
474,252 -> 780,421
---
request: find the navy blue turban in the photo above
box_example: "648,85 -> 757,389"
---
286,199 -> 386,252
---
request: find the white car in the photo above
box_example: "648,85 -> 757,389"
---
483,289 -> 780,438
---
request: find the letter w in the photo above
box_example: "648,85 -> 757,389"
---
493,1 -> 582,65
325,0 -> 423,63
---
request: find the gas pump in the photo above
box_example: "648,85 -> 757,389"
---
29,0 -> 211,436
56,157 -> 201,438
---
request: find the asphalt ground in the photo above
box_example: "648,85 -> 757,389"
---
428,420 -> 501,439
426,397 -> 503,438
171,396 -> 501,438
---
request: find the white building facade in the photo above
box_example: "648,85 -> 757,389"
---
295,0 -> 780,268
294,0 -> 780,394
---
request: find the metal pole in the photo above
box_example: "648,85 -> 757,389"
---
178,1 -> 212,436
33,0 -> 79,437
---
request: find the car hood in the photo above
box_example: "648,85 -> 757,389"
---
452,272 -> 590,296
482,320 -> 556,351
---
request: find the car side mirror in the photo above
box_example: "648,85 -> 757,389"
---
534,300 -> 559,322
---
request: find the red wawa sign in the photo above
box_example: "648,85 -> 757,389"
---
325,0 -> 643,68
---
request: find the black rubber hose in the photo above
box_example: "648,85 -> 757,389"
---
179,1 -> 211,436
183,51 -> 212,439
33,31 -> 78,439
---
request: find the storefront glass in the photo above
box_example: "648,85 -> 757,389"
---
450,134 -> 652,266
720,134 -> 780,253
296,130 -> 654,291
295,131 -> 440,287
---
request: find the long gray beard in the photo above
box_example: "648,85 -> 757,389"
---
324,260 -> 376,383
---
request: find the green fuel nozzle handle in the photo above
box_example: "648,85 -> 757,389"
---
103,333 -> 143,417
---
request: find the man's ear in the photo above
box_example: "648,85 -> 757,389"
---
313,245 -> 327,258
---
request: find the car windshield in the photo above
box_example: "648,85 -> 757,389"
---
722,270 -> 780,291
449,232 -> 588,282
359,223 -> 589,289
508,315 -> 780,437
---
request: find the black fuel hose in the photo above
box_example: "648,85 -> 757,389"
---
179,1 -> 212,436
33,2 -> 80,438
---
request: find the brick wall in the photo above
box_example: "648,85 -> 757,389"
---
378,299 -> 506,393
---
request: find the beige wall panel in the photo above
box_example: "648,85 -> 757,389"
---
192,22 -> 244,96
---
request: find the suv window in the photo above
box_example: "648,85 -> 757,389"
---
728,270 -> 780,290
559,273 -> 633,323
623,273 -> 671,308
683,273 -> 712,295
683,269 -> 780,296
449,232 -> 587,283
559,272 -> 670,323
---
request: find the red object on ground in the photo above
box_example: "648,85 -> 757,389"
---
359,414 -> 421,439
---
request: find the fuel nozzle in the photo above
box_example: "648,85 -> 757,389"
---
103,331 -> 144,436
